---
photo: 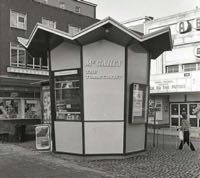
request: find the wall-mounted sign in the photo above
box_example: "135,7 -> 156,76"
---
176,21 -> 191,34
129,83 -> 147,124
194,46 -> 200,58
194,18 -> 200,30
35,125 -> 51,151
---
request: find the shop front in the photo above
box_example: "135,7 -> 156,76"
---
19,17 -> 172,155
0,77 -> 42,141
150,71 -> 200,129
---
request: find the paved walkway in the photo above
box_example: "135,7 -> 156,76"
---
2,134 -> 200,178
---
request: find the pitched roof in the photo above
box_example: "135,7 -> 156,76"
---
18,17 -> 172,59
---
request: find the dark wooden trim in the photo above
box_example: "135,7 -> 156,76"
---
123,45 -> 128,154
144,52 -> 151,150
80,45 -> 85,155
47,47 -> 56,152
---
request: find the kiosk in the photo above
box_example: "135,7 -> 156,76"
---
18,17 -> 172,155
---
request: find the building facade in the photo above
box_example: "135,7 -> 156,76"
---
145,9 -> 200,130
34,0 -> 96,18
0,0 -> 97,136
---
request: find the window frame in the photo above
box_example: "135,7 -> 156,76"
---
10,42 -> 26,67
166,65 -> 179,73
182,63 -> 197,72
68,25 -> 81,35
10,10 -> 27,30
42,17 -> 56,29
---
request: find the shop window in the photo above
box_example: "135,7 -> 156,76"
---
10,42 -> 26,67
183,63 -> 196,72
75,6 -> 81,13
25,100 -> 41,119
166,65 -> 179,73
10,10 -> 27,30
42,18 -> 56,29
68,25 -> 81,35
55,74 -> 81,121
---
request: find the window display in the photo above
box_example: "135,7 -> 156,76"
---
129,83 -> 147,124
55,74 -> 81,121
0,98 -> 41,119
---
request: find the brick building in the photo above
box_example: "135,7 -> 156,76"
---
0,0 -> 97,138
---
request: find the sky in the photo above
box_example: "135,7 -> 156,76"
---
90,0 -> 200,22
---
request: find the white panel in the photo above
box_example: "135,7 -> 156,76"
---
126,124 -> 145,153
85,122 -> 123,154
51,42 -> 80,71
55,121 -> 82,154
165,46 -> 197,65
169,94 -> 185,102
83,40 -> 125,121
128,44 -> 148,84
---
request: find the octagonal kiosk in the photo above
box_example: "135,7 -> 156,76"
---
18,17 -> 172,155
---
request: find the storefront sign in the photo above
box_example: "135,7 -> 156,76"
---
54,70 -> 78,76
7,67 -> 49,76
35,125 -> 51,151
176,21 -> 191,34
84,59 -> 123,80
150,72 -> 200,93
194,46 -> 200,57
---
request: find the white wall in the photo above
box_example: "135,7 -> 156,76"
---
126,124 -> 145,153
51,42 -> 80,71
83,40 -> 125,121
55,121 -> 82,154
126,43 -> 148,152
85,122 -> 123,154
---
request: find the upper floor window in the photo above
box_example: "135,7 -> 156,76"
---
166,65 -> 179,73
10,10 -> 27,30
183,63 -> 196,72
59,2 -> 65,9
68,25 -> 81,35
75,6 -> 81,13
10,42 -> 26,67
27,53 -> 48,70
42,18 -> 56,29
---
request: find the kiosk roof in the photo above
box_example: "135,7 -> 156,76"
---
18,17 -> 172,59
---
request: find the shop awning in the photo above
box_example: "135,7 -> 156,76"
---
18,17 -> 173,59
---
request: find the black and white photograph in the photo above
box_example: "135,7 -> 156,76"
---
0,0 -> 200,177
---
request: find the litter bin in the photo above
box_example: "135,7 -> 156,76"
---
15,124 -> 26,142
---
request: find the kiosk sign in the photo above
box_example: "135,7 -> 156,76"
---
35,125 -> 51,151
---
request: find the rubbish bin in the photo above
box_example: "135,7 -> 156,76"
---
15,124 -> 26,142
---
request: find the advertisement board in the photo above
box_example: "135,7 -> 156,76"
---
35,125 -> 51,151
129,83 -> 147,124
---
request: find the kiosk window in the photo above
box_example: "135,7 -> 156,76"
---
55,73 -> 81,121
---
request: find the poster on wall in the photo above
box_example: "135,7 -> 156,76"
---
35,125 -> 51,151
129,83 -> 147,124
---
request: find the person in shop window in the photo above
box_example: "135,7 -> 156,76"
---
192,104 -> 200,121
178,112 -> 195,151
0,101 -> 8,119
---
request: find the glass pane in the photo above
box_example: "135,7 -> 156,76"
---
171,104 -> 178,115
190,104 -> 197,115
19,50 -> 25,64
18,16 -> 25,23
180,104 -> 187,115
25,100 -> 41,119
190,118 -> 197,127
171,117 -> 178,126
11,49 -> 17,64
